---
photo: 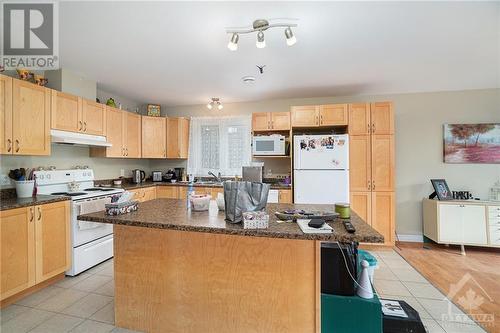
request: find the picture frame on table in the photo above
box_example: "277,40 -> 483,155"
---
147,104 -> 161,117
430,179 -> 454,200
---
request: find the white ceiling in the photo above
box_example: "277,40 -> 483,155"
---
59,1 -> 500,106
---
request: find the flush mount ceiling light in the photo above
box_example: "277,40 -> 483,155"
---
207,98 -> 223,110
226,18 -> 298,51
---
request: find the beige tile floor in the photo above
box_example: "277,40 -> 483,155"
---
0,249 -> 488,333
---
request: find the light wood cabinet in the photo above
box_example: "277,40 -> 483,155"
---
1,201 -> 70,301
348,103 -> 370,135
319,104 -> 348,126
252,112 -> 290,131
350,192 -> 372,226
0,75 -> 13,154
142,116 -> 166,158
370,102 -> 393,135
35,201 -> 71,282
371,134 -> 394,191
51,91 -> 82,133
278,189 -> 292,203
291,105 -> 319,127
157,186 -> 179,199
371,192 -> 395,245
130,187 -> 157,202
11,79 -> 51,155
167,117 -> 189,158
0,206 -> 35,300
178,186 -> 188,200
123,112 -> 141,158
349,135 -> 372,192
82,99 -> 106,136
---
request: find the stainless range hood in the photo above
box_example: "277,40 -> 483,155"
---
51,129 -> 112,147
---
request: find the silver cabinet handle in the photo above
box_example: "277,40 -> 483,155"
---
29,207 -> 34,222
7,139 -> 12,152
83,122 -> 87,132
372,181 -> 375,190
372,123 -> 376,133
37,207 -> 42,221
79,121 -> 83,131
367,181 -> 371,191
15,139 -> 20,152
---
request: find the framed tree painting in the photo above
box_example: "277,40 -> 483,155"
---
443,123 -> 500,163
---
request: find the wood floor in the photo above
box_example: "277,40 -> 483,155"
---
395,243 -> 500,333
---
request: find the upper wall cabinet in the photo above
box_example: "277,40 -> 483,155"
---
252,112 -> 290,131
371,102 -> 394,135
167,117 -> 189,159
142,116 -> 166,158
348,103 -> 371,135
11,78 -> 51,155
52,91 -> 106,136
123,111 -> 141,158
291,104 -> 348,127
0,75 -> 13,154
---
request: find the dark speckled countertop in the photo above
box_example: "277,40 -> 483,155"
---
0,195 -> 71,211
120,181 -> 292,191
78,198 -> 383,242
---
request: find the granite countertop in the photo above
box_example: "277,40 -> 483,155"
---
0,195 -> 71,211
78,198 -> 384,242
121,181 -> 292,191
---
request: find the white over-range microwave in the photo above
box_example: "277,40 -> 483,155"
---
252,135 -> 286,155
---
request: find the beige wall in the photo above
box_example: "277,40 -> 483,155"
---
163,89 -> 500,237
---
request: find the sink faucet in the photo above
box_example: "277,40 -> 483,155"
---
208,171 -> 222,183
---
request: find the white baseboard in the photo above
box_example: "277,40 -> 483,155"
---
396,234 -> 424,242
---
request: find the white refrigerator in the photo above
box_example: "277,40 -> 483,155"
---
293,134 -> 349,204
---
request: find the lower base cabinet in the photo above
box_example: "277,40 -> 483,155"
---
0,201 -> 70,301
156,186 -> 179,199
350,191 -> 394,245
130,187 -> 157,202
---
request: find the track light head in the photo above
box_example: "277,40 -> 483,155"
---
227,33 -> 239,51
256,31 -> 266,49
285,27 -> 297,46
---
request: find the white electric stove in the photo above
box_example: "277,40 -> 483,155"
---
34,169 -> 124,276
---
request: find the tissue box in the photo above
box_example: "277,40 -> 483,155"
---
105,201 -> 138,216
242,211 -> 269,229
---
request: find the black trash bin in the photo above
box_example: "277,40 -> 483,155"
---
382,299 -> 426,333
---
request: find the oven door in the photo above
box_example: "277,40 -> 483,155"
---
73,197 -> 113,247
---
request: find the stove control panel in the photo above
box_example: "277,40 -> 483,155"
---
34,169 -> 95,185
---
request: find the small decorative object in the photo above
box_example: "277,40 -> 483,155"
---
216,192 -> 225,211
105,201 -> 139,216
189,194 -> 211,211
96,98 -> 101,103
452,191 -> 473,200
444,123 -> 500,163
490,181 -> 500,201
33,74 -> 48,86
429,179 -> 453,200
243,211 -> 269,229
147,104 -> 161,116
357,260 -> 374,299
106,98 -> 117,108
335,203 -> 350,219
16,68 -> 33,81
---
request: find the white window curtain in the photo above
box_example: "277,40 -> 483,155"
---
187,115 -> 252,177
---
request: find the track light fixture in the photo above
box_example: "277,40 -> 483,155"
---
207,98 -> 223,110
226,19 -> 297,51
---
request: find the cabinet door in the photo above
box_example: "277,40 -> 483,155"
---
349,135 -> 371,191
319,104 -> 348,126
439,204 -> 463,243
35,201 -> 71,282
178,186 -> 188,200
462,205 -> 487,245
291,106 -> 319,127
371,192 -> 395,245
371,102 -> 393,134
157,186 -> 179,199
143,187 -> 157,202
0,207 -> 35,300
82,99 -> 106,136
278,189 -> 292,203
350,192 -> 371,226
12,80 -> 51,155
104,107 -> 124,157
270,112 -> 291,130
142,116 -> 166,158
210,187 -> 224,199
348,103 -> 370,135
0,75 -> 13,154
371,135 -> 394,191
167,117 -> 189,158
252,112 -> 270,131
124,112 -> 142,158
51,91 -> 82,133
129,189 -> 145,202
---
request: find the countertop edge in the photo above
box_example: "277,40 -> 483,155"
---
0,195 -> 71,211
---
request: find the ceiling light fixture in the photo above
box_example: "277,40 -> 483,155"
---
227,33 -> 239,51
207,98 -> 223,110
226,18 -> 298,50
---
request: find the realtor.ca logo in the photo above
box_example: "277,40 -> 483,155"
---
1,1 -> 59,70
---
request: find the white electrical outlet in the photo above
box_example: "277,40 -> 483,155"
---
0,174 -> 12,186
120,169 -> 125,177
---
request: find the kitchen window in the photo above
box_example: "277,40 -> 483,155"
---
188,116 -> 252,177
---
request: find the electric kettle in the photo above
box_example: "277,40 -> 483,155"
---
132,169 -> 146,183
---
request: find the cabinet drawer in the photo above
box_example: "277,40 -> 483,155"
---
488,216 -> 500,226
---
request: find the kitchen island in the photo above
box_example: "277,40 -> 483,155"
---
79,199 -> 383,333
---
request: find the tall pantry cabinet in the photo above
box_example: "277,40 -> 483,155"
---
349,102 -> 395,244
